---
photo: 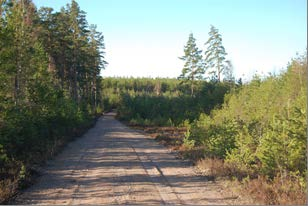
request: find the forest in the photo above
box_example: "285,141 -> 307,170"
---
102,77 -> 238,126
0,0 -> 306,204
0,0 -> 106,201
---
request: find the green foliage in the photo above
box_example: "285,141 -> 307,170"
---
178,33 -> 204,96
183,129 -> 195,150
189,53 -> 307,180
225,125 -> 258,175
190,114 -> 237,158
101,78 -> 234,126
0,0 -> 106,201
256,106 -> 306,177
204,25 -> 229,82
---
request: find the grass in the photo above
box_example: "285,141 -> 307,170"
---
242,174 -> 306,205
196,157 -> 306,204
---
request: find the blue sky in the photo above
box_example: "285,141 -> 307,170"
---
33,0 -> 307,81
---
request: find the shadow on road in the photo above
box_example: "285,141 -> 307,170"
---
13,114 -> 238,205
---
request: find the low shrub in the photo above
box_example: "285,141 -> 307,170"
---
243,174 -> 306,205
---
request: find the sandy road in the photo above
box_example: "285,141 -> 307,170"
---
13,113 -> 238,205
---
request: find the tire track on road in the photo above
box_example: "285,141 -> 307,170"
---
13,113 -> 242,205
132,145 -> 184,205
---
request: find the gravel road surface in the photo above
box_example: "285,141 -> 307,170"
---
13,113 -> 238,205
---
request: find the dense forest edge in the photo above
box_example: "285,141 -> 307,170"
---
0,0 -> 106,202
0,0 -> 307,205
102,78 -> 238,126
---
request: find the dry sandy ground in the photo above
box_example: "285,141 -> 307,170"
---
13,113 -> 242,205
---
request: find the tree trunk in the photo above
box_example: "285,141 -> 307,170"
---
217,61 -> 221,82
191,81 -> 194,97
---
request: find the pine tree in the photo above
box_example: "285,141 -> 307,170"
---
37,7 -> 56,73
0,1 -> 13,107
178,33 -> 204,96
85,24 -> 107,112
53,8 -> 71,91
64,0 -> 89,102
36,0 -> 106,113
5,0 -> 38,104
204,25 -> 228,82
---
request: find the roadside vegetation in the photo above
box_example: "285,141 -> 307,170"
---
102,30 -> 307,204
187,54 -> 307,204
107,54 -> 306,205
0,0 -> 106,202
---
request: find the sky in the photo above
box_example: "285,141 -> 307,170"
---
33,0 -> 307,81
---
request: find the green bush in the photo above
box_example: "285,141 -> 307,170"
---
189,53 -> 307,180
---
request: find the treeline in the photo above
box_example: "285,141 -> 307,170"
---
0,0 -> 106,201
102,77 -> 238,126
102,78 -> 181,110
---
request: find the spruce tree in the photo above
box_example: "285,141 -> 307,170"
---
178,33 -> 204,96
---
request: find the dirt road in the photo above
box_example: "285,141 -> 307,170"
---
13,113 -> 238,205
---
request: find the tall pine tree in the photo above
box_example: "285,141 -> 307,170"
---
204,25 -> 228,82
5,0 -> 40,104
178,33 -> 204,96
